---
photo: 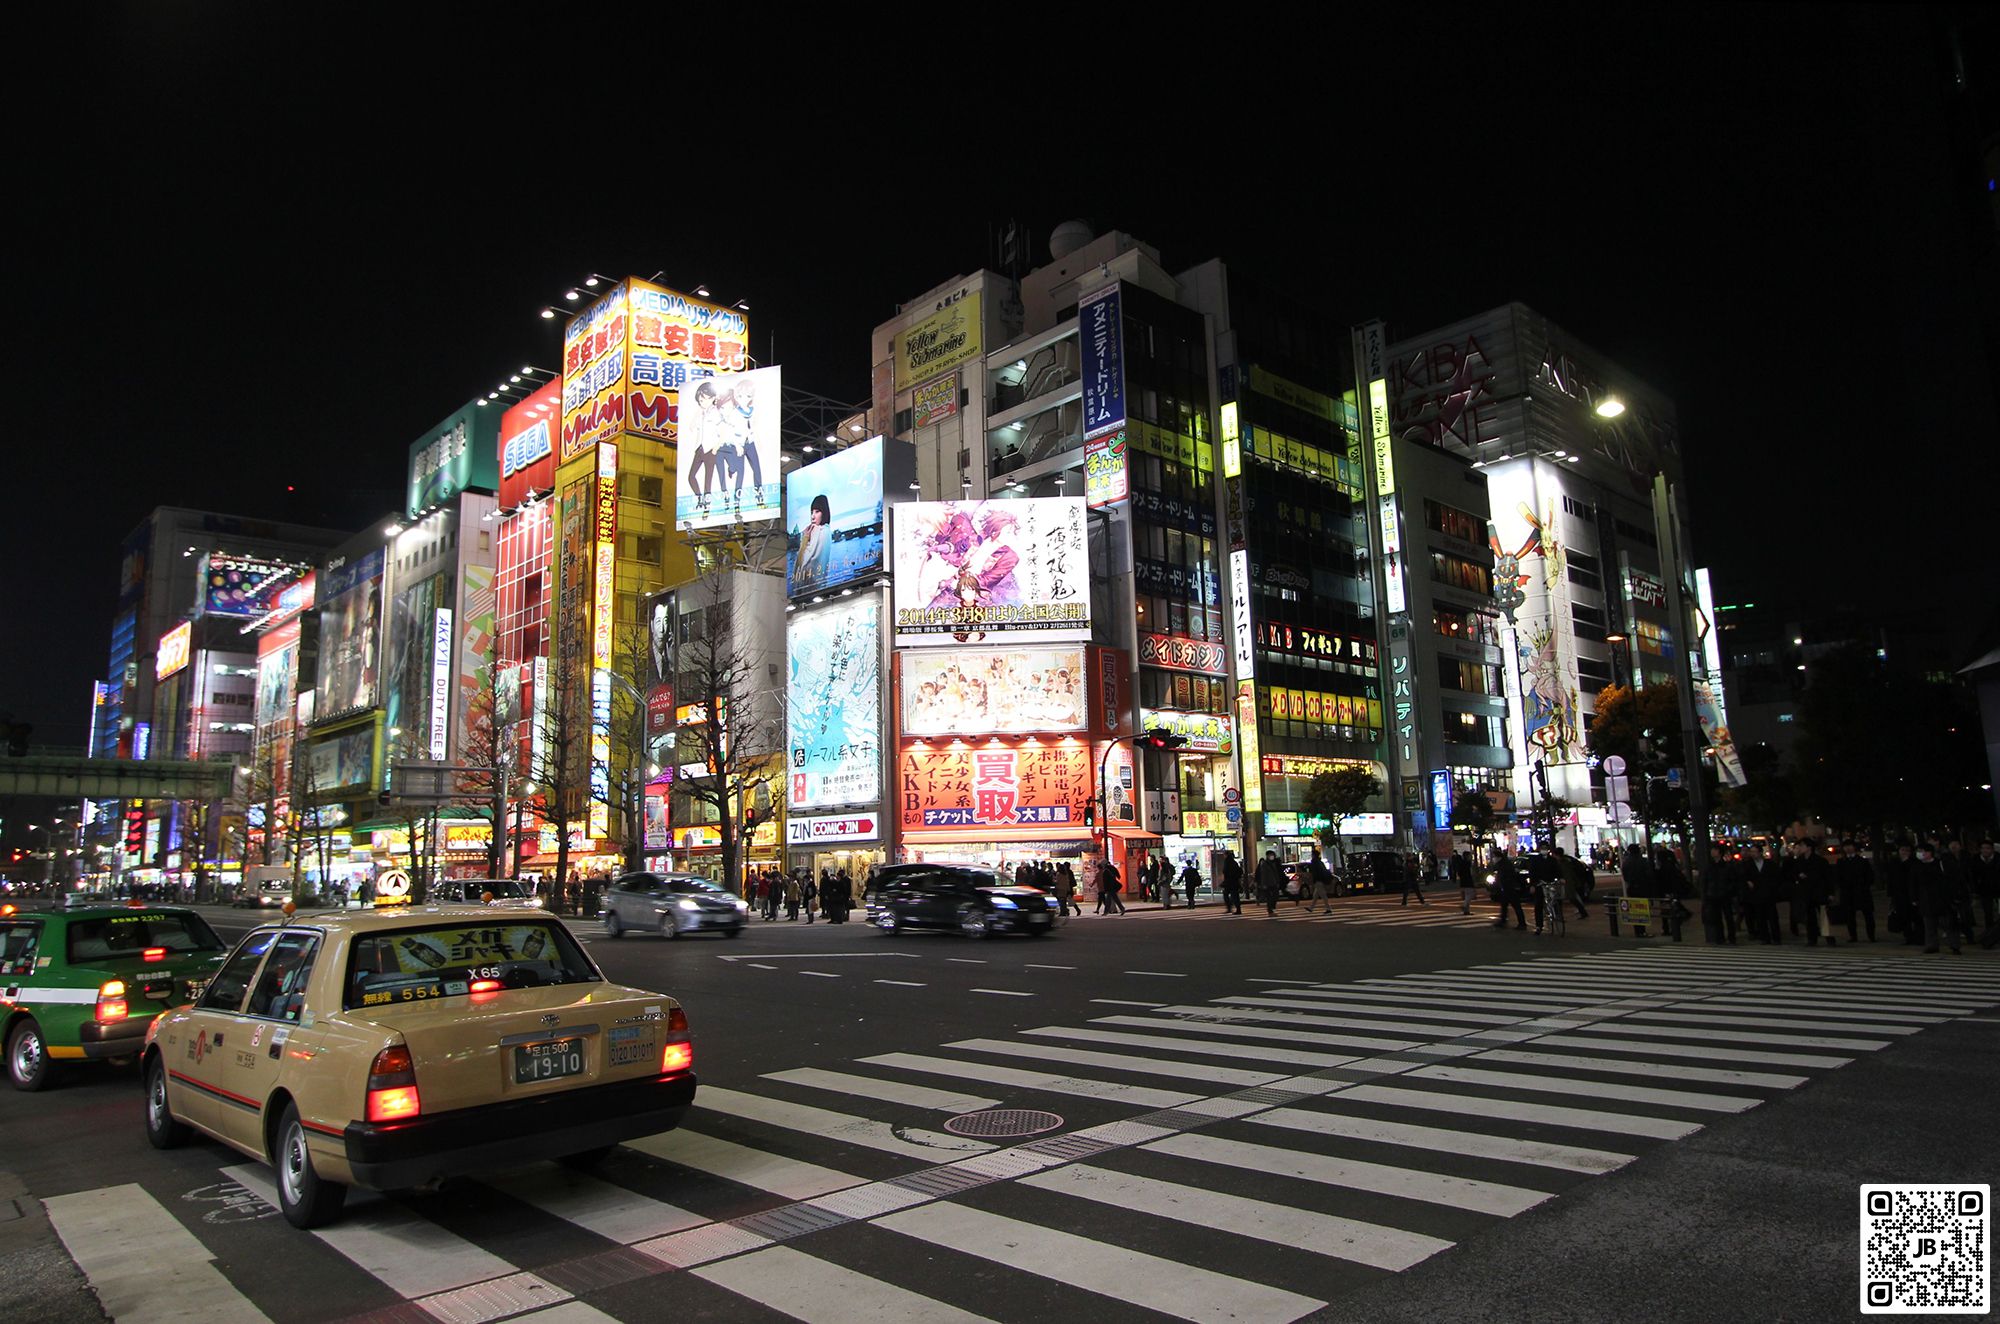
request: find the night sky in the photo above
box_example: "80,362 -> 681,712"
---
9,7 -> 1995,746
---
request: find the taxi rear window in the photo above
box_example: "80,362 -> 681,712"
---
344,921 -> 598,1010
2,921 -> 43,977
65,913 -> 225,964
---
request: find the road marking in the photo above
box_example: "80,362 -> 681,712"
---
1409,1064 -> 1761,1113
876,1201 -> 1326,1323
1336,1083 -> 1703,1140
1531,1033 -> 1853,1070
859,1051 -> 1203,1108
1686,999 -> 1952,1021
1246,977 -> 1318,985
695,1244 -> 998,1323
1146,1132 -> 1552,1217
800,971 -> 840,978
1117,1012 -> 1419,1053
1170,1002 -> 1469,1040
763,1067 -> 1000,1113
747,963 -> 778,970
477,1166 -> 708,1244
874,979 -> 926,987
225,1167 -> 539,1301
1958,1017 -> 2000,1023
624,1129 -> 863,1201
1023,1164 -> 1453,1273
1557,1022 -> 1890,1051
1247,1105 -> 1634,1175
947,958 -> 988,964
46,1182 -> 273,1324
717,953 -> 919,961
1472,1048 -> 1807,1090
1245,993 -> 1516,1025
698,1087 -> 990,1159
946,1037 -> 1288,1088
1027,963 -> 1075,970
969,988 -> 1034,997
1092,998 -> 1166,1008
1626,1010 -> 1921,1035
1125,970 -> 1187,978
1024,1025 -> 1357,1069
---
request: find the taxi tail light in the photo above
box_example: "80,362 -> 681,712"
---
661,1041 -> 693,1074
469,978 -> 503,993
96,980 -> 128,1023
366,1045 -> 420,1123
667,1006 -> 688,1033
143,947 -> 167,962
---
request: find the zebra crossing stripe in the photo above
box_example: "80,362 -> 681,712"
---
1208,998 -> 1482,1038
1245,993 -> 1517,1024
1528,1033 -> 1853,1070
1556,1022 -> 1891,1051
45,1182 -> 272,1324
858,1050 -> 1206,1108
1245,1104 -> 1635,1175
1319,986 -> 1568,1014
1332,1083 -> 1703,1140
1471,1047 -> 1808,1090
1626,1010 -> 1923,1035
944,1036 -> 1291,1088
694,1244 -> 998,1323
1021,1163 -> 1455,1273
1023,1024 -> 1359,1069
623,1129 -> 864,1201
1682,998 -> 1955,1020
762,1067 -> 1001,1113
1407,1064 -> 1761,1113
1115,1011 -> 1420,1053
1144,1131 -> 1554,1217
875,1199 -> 1328,1323
477,1164 -> 709,1244
697,1086 -> 993,1160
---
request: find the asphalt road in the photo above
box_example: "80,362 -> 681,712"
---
2,895 -> 1995,1324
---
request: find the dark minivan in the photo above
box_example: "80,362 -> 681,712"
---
870,864 -> 1055,939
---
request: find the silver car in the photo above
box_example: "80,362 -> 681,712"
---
603,872 -> 747,939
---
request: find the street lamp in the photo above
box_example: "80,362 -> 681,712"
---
1603,633 -> 1631,690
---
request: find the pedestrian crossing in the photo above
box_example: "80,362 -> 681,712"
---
40,947 -> 2000,1324
1117,894 -> 1508,929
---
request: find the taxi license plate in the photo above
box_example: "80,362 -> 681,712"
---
1028,912 -> 1049,924
514,1038 -> 584,1084
184,979 -> 208,1001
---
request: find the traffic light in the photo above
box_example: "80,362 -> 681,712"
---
1135,726 -> 1190,751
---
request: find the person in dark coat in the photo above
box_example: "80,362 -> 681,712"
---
1450,848 -> 1476,914
1882,841 -> 1918,944
1492,849 -> 1527,930
1255,851 -> 1286,916
1701,844 -> 1733,944
1747,847 -> 1784,943
1941,839 -> 1977,938
1835,840 -> 1877,942
1784,842 -> 1835,945
1621,845 -> 1656,900
1912,840 -> 1964,954
1971,840 -> 2000,935
1219,851 -> 1244,913
1179,859 -> 1202,910
1554,846 -> 1592,921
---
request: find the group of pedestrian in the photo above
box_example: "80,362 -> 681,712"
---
1481,845 -> 1593,933
1008,859 -> 1081,915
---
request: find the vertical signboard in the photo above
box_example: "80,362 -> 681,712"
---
644,587 -> 678,772
1388,625 -> 1417,780
1429,769 -> 1454,832
1228,547 -> 1263,813
589,443 -> 618,838
454,565 -> 496,793
1486,461 -> 1583,763
787,596 -> 882,809
1080,283 -> 1127,508
429,607 -> 454,761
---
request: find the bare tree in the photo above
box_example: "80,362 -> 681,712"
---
668,569 -> 784,896
520,649 -> 593,903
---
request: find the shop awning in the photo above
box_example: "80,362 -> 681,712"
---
1105,828 -> 1164,843
350,807 -> 493,833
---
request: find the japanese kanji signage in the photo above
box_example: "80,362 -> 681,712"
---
1080,282 -> 1126,439
892,498 -> 1091,646
407,400 -> 499,519
897,742 -> 1090,834
560,278 -> 751,462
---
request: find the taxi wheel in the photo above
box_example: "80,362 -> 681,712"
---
7,1018 -> 52,1092
605,911 -> 624,939
275,1103 -> 346,1228
144,1055 -> 189,1149
662,911 -> 682,939
959,907 -> 993,940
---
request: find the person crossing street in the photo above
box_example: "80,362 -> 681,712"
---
1303,849 -> 1333,913
1256,850 -> 1287,917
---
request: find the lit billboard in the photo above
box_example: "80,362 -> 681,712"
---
199,554 -> 311,620
1485,459 -> 1582,762
561,278 -> 751,462
892,292 -> 982,393
897,741 -> 1090,833
784,436 -> 915,598
316,548 -> 384,720
644,587 -> 678,771
1139,707 -> 1234,754
155,621 -> 191,680
407,400 -> 500,519
786,596 -> 881,810
891,497 -> 1090,646
899,646 -> 1086,737
498,380 -> 560,508
308,722 -> 380,796
675,364 -> 782,529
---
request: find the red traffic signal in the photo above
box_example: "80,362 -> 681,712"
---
1135,726 -> 1190,751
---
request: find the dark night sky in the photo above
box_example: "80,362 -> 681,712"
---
8,6 -> 1996,745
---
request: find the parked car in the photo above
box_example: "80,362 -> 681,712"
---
603,873 -> 747,939
869,864 -> 1056,938
1,903 -> 229,1090
429,878 -> 543,909
142,907 -> 696,1228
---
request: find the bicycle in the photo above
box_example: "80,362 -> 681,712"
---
1539,878 -> 1566,937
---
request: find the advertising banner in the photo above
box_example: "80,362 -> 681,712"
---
1084,428 -> 1129,508
383,574 -> 443,756
892,497 -> 1090,646
560,278 -> 751,461
453,565 -> 495,791
1139,632 -> 1227,676
899,646 -> 1086,737
407,400 -> 499,518
893,292 -> 982,392
786,596 -> 882,810
1139,707 -> 1233,754
644,587 -> 678,770
1088,645 -> 1132,739
912,374 -> 958,428
785,436 -> 912,599
308,722 -> 379,796
199,554 -> 310,620
786,813 -> 881,845
317,548 -> 384,720
498,380 -> 560,508
1694,680 -> 1747,788
1079,282 -> 1126,438
263,572 -> 316,629
1485,461 -> 1583,762
675,364 -> 782,529
156,621 -> 191,681
897,742 -> 1090,833
1095,741 -> 1137,826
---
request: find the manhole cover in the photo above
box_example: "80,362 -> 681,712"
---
942,1108 -> 1064,1139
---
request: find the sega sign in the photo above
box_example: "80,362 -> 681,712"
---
498,380 -> 561,508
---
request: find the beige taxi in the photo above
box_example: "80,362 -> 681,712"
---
141,905 -> 696,1228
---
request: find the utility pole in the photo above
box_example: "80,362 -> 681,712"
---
1652,474 -> 1713,892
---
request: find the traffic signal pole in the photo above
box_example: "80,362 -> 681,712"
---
1652,475 -> 1713,894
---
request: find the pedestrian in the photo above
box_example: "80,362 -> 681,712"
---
1099,858 -> 1126,915
1700,844 -> 1732,944
1053,862 -> 1077,916
1554,845 -> 1592,921
1220,850 -> 1244,914
1523,850 -> 1552,932
1180,858 -> 1202,909
1884,841 -> 1922,945
822,870 -> 851,924
1016,860 -> 1034,890
1836,840 -> 1877,942
1912,840 -> 1965,954
801,869 -> 817,922
1492,849 -> 1527,930
1399,849 -> 1430,907
1621,845 -> 1655,901
1450,848 -> 1475,914
1256,850 -> 1286,916
1655,850 -> 1690,931
1303,848 -> 1333,913
1942,838 -> 1978,940
784,872 -> 801,921
1971,840 -> 2000,935
1154,855 -> 1173,908
1783,841 -> 1835,946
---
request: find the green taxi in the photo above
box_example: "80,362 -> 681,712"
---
1,902 -> 229,1091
